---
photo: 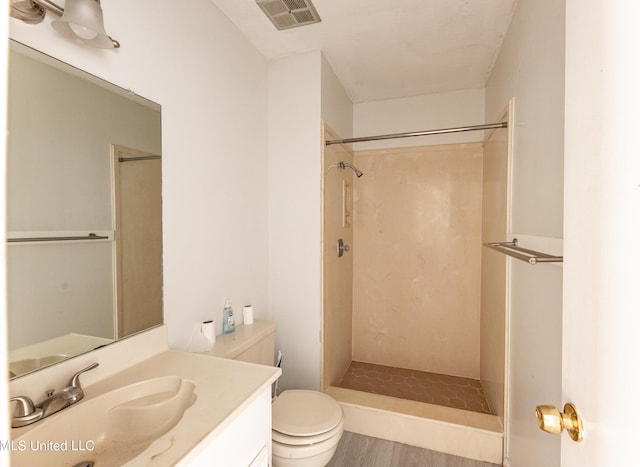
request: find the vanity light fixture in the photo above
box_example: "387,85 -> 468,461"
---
10,0 -> 120,49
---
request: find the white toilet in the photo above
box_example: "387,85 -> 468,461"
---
271,389 -> 344,467
209,320 -> 344,467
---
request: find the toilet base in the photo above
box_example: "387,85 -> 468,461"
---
272,443 -> 339,467
271,427 -> 342,467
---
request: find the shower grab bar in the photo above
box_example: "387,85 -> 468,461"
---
8,233 -> 110,243
483,239 -> 563,265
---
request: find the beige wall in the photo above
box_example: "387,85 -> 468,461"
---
320,57 -> 354,390
480,108 -> 511,420
321,125 -> 354,389
352,143 -> 484,379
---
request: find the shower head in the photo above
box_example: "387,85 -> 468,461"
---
338,161 -> 364,178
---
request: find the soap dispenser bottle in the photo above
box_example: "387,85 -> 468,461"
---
222,300 -> 235,334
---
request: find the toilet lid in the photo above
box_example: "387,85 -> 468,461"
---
272,418 -> 343,446
272,390 -> 343,437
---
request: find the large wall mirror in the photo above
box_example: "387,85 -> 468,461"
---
7,40 -> 163,379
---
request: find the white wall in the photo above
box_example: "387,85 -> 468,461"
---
321,53 -> 353,141
8,0 -> 270,350
268,51 -> 323,391
485,0 -> 565,466
267,51 -> 354,392
353,89 -> 485,151
485,1 -> 565,238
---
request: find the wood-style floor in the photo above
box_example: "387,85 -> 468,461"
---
327,432 -> 502,467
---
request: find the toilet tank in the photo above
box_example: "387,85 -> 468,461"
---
206,320 -> 275,366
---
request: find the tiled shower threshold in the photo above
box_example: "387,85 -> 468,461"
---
336,361 -> 493,415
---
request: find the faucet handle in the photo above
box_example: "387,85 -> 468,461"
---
10,396 -> 36,417
69,362 -> 99,390
10,396 -> 44,428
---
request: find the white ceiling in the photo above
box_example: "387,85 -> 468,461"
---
209,0 -> 517,103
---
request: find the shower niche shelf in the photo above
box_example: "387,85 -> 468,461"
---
484,238 -> 563,265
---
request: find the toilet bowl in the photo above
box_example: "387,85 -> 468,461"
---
271,390 -> 344,467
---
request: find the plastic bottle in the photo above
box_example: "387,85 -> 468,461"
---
222,300 -> 235,334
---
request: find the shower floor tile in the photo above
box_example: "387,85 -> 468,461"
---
336,361 -> 493,415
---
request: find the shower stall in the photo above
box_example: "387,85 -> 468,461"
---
320,108 -> 512,464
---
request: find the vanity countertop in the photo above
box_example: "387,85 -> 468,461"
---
10,327 -> 281,466
106,351 -> 280,466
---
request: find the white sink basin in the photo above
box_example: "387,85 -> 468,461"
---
11,376 -> 196,466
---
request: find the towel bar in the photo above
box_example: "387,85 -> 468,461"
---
7,233 -> 109,243
483,239 -> 563,265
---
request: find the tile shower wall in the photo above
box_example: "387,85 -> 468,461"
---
480,122 -> 510,419
321,125 -> 354,389
352,143 -> 484,379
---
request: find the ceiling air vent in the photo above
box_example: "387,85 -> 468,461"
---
256,0 -> 321,31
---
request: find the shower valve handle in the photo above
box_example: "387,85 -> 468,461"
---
337,239 -> 350,257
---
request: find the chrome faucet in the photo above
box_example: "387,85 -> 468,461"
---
9,362 -> 99,428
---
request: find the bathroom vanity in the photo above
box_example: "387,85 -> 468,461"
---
9,325 -> 281,466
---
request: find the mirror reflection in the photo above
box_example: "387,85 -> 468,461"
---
6,41 -> 163,378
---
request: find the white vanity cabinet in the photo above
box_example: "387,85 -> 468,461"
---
182,321 -> 279,466
178,384 -> 273,467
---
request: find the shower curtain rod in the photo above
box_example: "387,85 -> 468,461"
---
325,121 -> 508,146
